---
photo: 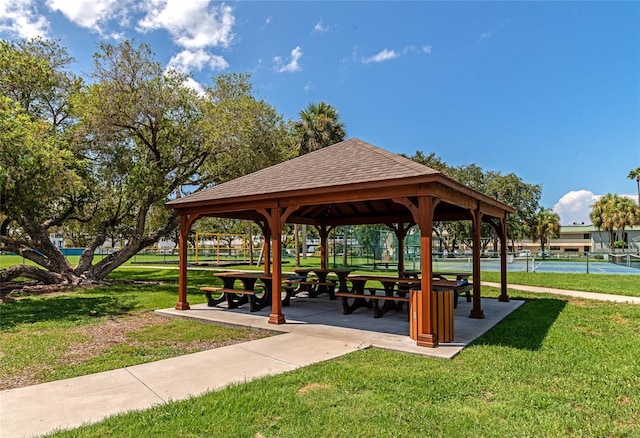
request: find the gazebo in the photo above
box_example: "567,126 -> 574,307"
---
166,138 -> 515,347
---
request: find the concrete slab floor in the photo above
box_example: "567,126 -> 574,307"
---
157,296 -> 524,359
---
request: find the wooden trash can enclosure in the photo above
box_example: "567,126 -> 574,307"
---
410,289 -> 454,343
431,289 -> 454,343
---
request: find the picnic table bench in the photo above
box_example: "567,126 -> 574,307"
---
337,275 -> 421,318
432,273 -> 473,306
283,277 -> 337,300
335,289 -> 410,318
204,272 -> 274,312
372,260 -> 398,270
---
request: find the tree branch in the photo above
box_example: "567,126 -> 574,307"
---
0,265 -> 65,284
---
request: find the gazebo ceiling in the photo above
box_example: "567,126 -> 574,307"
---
167,138 -> 515,224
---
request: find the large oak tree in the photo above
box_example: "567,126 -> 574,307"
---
1,40 -> 292,285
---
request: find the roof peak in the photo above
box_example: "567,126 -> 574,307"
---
168,137 -> 440,206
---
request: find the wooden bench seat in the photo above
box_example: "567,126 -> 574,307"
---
284,279 -> 336,300
199,286 -> 264,311
200,286 -> 262,295
284,280 -> 335,287
335,291 -> 409,318
433,280 -> 473,307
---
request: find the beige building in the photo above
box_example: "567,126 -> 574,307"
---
517,224 -> 640,254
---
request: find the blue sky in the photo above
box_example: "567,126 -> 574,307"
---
2,1 -> 639,225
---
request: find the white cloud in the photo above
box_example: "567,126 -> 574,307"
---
273,46 -> 302,73
0,0 -> 49,38
402,45 -> 416,55
182,76 -> 206,96
423,45 -> 432,54
479,31 -> 492,40
304,81 -> 314,92
312,19 -> 329,33
362,48 -> 399,64
553,190 -> 598,225
137,0 -> 235,49
168,49 -> 228,73
47,0 -> 124,34
553,190 -> 638,225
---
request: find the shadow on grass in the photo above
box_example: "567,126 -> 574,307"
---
0,294 -> 137,330
472,297 -> 566,350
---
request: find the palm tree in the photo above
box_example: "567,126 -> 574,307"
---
628,167 -> 640,206
293,101 -> 347,264
590,193 -> 640,252
530,209 -> 560,258
612,196 -> 640,252
294,101 -> 346,155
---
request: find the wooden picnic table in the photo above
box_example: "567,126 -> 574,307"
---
207,271 -> 273,312
432,271 -> 472,281
402,271 -> 471,280
291,268 -> 354,298
336,275 -> 421,318
330,269 -> 353,292
400,271 -> 473,306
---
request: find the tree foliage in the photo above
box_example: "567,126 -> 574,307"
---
293,101 -> 346,155
1,39 -> 293,285
403,151 -> 541,250
530,209 -> 561,254
628,167 -> 640,206
590,193 -> 640,251
200,73 -> 295,183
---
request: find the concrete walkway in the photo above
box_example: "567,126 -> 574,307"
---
1,333 -> 363,438
2,283 -> 637,438
482,282 -> 640,304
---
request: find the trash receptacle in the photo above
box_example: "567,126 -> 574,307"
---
431,289 -> 454,343
409,288 -> 420,340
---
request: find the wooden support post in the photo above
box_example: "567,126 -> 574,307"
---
269,216 -> 284,325
259,205 -> 297,325
175,213 -> 198,310
499,216 -> 510,302
416,196 -> 437,347
470,209 -> 485,319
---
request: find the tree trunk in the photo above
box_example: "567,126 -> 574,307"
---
248,221 -> 254,265
301,225 -> 307,259
294,224 -> 300,267
1,208 -> 180,286
0,265 -> 69,284
342,226 -> 348,266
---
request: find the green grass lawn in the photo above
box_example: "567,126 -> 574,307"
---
3,262 -> 640,436
0,271 -> 273,390
43,286 -> 640,437
482,271 -> 640,297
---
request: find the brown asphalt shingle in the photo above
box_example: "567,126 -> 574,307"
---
168,138 -> 440,206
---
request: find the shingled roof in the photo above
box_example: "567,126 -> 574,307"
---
168,138 -> 440,206
167,137 -> 515,226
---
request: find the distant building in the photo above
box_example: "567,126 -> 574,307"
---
517,224 -> 640,254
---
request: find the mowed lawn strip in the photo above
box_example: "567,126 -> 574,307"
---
0,272 -> 273,390
44,287 -> 640,437
482,271 -> 640,297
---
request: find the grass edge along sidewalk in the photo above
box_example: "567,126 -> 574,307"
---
40,286 -> 640,437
